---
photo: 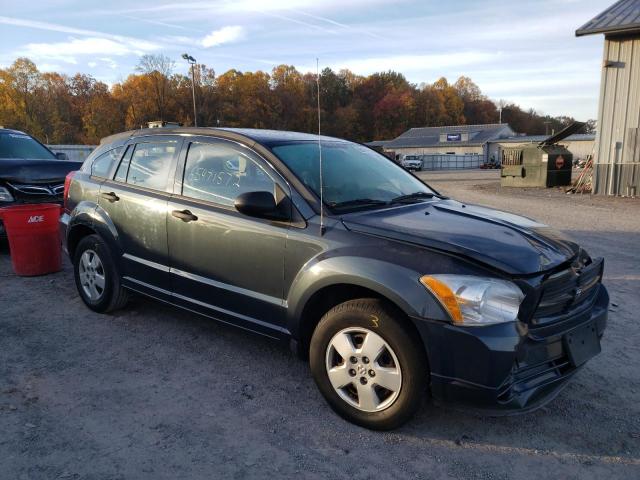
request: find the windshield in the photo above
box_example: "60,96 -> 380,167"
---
271,141 -> 435,212
0,133 -> 56,160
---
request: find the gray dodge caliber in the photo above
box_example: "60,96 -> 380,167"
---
60,127 -> 608,430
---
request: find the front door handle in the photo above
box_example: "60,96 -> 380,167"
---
172,209 -> 198,222
100,191 -> 119,202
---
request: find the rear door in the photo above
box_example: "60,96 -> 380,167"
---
98,136 -> 182,292
166,136 -> 289,335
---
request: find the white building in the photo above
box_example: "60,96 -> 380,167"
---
380,124 -> 515,165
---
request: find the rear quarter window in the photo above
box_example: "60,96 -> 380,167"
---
91,147 -> 123,178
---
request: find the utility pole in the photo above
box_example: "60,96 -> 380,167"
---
182,53 -> 197,127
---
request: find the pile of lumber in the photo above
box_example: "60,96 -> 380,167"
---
566,156 -> 594,194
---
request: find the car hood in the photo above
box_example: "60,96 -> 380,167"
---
0,158 -> 82,184
341,200 -> 579,275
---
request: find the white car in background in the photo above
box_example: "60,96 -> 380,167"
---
401,155 -> 423,171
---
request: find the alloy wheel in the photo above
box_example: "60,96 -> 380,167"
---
325,327 -> 402,412
78,249 -> 106,301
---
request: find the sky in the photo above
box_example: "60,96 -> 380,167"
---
0,0 -> 612,120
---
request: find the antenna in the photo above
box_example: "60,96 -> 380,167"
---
316,58 -> 325,235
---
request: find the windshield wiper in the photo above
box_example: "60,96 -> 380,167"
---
390,191 -> 443,204
329,198 -> 388,210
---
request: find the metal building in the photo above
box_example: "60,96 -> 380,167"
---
377,123 -> 515,168
577,0 -> 640,196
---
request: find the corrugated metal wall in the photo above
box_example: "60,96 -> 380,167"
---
47,145 -> 96,162
593,35 -> 640,196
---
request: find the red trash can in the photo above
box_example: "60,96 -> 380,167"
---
0,203 -> 62,276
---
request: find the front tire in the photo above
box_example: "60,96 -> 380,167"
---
73,234 -> 128,313
309,299 -> 428,430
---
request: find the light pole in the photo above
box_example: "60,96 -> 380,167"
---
182,53 -> 197,127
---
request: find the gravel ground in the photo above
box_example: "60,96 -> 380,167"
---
1,169 -> 639,479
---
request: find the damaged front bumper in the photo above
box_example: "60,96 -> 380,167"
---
414,284 -> 608,414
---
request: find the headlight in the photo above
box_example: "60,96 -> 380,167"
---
0,186 -> 14,202
420,274 -> 524,326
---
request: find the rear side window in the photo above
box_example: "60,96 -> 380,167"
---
91,147 -> 123,178
114,146 -> 132,183
114,142 -> 176,190
181,142 -> 275,207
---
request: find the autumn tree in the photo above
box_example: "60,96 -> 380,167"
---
40,72 -> 76,143
454,76 -> 483,102
271,65 -> 307,131
136,54 -> 175,121
0,56 -> 586,145
2,58 -> 43,136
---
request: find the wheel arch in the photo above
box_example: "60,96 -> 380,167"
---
302,284 -> 430,359
286,253 -> 450,359
67,223 -> 97,259
66,202 -> 122,262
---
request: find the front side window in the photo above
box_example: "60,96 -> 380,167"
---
182,142 -> 275,207
125,142 -> 176,190
271,141 -> 435,212
91,147 -> 123,178
0,133 -> 56,160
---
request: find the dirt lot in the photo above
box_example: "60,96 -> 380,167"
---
1,170 -> 639,479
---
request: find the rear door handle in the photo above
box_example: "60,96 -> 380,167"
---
171,209 -> 198,222
100,192 -> 119,202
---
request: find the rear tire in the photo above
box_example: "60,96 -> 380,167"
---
309,298 -> 428,430
73,234 -> 128,313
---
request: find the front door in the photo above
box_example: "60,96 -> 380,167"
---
167,137 -> 289,336
98,138 -> 181,292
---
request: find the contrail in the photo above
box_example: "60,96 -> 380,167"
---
290,9 -> 385,39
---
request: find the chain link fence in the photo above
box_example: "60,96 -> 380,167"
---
419,154 -> 485,170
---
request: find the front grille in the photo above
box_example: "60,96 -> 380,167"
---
533,257 -> 603,322
7,182 -> 64,196
5,182 -> 63,204
497,256 -> 606,405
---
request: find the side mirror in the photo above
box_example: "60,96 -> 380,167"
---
55,152 -> 68,160
234,191 -> 287,220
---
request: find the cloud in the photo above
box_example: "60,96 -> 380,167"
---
290,9 -> 383,39
87,61 -> 97,68
79,1 -> 388,37
38,63 -> 63,72
0,16 -> 158,51
160,26 -> 246,49
99,57 -> 118,69
19,37 -> 157,64
303,52 -> 503,76
83,0 -> 393,16
201,26 -> 246,48
116,14 -> 200,32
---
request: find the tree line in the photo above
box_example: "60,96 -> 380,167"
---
0,55 -> 592,146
